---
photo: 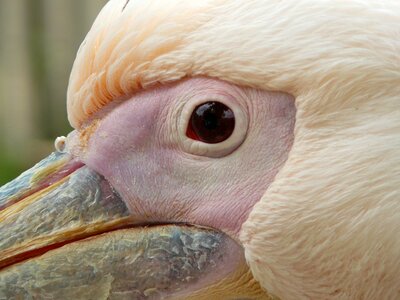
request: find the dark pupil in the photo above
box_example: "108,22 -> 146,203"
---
187,101 -> 235,144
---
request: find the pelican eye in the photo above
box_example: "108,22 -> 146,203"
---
186,101 -> 235,144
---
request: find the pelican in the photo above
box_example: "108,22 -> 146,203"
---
0,0 -> 399,299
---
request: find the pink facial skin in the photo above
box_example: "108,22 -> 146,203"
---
67,77 -> 295,238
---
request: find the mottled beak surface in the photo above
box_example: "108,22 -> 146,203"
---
0,152 -> 268,299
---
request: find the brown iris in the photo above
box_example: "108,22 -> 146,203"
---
186,101 -> 235,144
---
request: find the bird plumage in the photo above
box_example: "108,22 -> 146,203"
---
0,0 -> 398,299
66,1 -> 400,298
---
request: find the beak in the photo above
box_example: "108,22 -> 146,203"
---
0,151 -> 269,299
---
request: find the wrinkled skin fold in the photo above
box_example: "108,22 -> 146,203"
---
0,153 -> 271,299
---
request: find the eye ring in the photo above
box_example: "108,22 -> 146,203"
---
178,95 -> 248,158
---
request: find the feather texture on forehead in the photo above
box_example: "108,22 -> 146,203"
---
67,0 -> 399,128
67,0 -> 215,127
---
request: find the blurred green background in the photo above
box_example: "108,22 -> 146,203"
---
0,0 -> 107,185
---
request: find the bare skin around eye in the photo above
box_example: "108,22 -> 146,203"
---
67,77 -> 296,238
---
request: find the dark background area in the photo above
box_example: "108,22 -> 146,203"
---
0,0 -> 107,184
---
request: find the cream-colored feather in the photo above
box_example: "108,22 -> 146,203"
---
67,1 -> 400,299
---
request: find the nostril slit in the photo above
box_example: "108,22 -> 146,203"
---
54,136 -> 67,153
